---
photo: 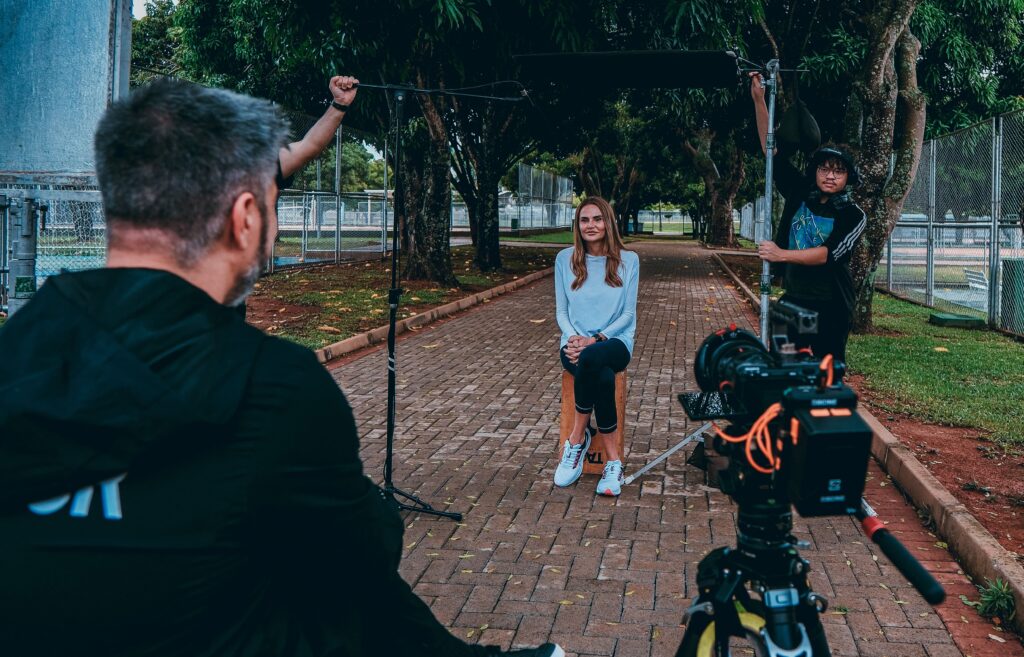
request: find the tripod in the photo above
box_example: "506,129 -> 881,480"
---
376,86 -> 463,521
672,465 -> 946,657
674,498 -> 830,657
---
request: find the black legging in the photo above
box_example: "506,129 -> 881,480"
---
560,338 -> 630,433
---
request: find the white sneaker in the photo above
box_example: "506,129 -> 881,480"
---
554,427 -> 591,487
596,459 -> 623,496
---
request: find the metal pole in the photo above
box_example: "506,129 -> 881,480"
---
990,117 -> 1003,326
335,201 -> 343,263
384,89 -> 404,491
301,194 -> 309,261
381,139 -> 389,254
335,127 -> 342,264
926,139 -> 936,305
623,423 -> 710,486
8,197 -> 39,316
0,194 -> 9,311
757,59 -> 780,346
887,233 -> 894,290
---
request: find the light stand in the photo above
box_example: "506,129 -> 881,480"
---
757,59 -> 780,345
378,87 -> 462,521
357,81 -> 521,521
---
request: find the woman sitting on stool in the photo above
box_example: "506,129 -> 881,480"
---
554,197 -> 639,497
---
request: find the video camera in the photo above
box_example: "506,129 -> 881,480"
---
679,300 -> 873,518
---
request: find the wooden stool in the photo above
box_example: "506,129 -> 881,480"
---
559,370 -> 626,475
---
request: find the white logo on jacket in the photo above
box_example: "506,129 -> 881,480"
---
28,474 -> 127,520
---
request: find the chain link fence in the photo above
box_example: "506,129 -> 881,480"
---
1,100 -> 396,312
878,111 -> 1024,338
636,208 -> 690,233
509,163 -> 574,230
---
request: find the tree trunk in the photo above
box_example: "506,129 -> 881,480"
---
850,11 -> 925,331
401,84 -> 458,286
706,146 -> 744,248
474,177 -> 502,271
404,136 -> 458,285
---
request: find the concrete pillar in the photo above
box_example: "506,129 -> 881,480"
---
0,0 -> 131,178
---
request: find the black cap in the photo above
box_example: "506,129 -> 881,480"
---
810,146 -> 861,187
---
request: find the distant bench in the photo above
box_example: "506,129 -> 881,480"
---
964,268 -> 988,292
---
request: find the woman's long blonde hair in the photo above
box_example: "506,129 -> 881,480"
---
571,196 -> 626,291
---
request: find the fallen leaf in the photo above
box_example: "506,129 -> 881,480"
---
529,318 -> 547,324
423,343 -> 441,349
317,325 -> 342,334
934,347 -> 950,352
989,634 -> 1006,643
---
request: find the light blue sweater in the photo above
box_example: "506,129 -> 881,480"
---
554,247 -> 640,355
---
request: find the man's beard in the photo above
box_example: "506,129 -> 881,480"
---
224,204 -> 269,308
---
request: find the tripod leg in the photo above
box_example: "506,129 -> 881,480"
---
386,485 -> 463,521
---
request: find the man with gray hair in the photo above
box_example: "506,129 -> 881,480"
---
0,78 -> 563,657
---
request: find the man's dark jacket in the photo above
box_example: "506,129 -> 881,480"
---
0,269 -> 407,656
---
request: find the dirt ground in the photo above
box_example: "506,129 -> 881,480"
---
719,252 -> 1024,565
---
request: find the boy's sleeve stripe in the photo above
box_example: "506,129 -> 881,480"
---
832,214 -> 866,259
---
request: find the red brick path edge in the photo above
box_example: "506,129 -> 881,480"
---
313,267 -> 554,364
714,250 -> 1024,652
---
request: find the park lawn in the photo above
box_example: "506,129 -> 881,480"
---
847,294 -> 1024,448
500,231 -> 574,244
246,245 -> 559,350
498,231 -> 660,245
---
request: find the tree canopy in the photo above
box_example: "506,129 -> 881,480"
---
139,0 -> 1024,325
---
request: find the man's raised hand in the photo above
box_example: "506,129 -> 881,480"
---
330,76 -> 359,107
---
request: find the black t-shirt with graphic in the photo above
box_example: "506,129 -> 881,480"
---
772,159 -> 867,316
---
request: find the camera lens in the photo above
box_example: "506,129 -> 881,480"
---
694,327 -> 770,392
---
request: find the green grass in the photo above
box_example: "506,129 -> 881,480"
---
848,294 -> 1024,447
647,221 -> 691,233
500,231 -> 574,244
875,264 -> 981,286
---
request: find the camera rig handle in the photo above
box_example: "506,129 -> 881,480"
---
859,499 -> 946,605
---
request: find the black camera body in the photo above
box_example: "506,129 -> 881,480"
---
680,301 -> 872,518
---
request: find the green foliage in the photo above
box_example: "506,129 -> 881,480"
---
960,578 -> 1017,621
130,0 -> 183,87
288,141 -> 386,193
912,0 -> 1024,136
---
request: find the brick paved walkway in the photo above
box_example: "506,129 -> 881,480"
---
330,241 -> 1012,657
